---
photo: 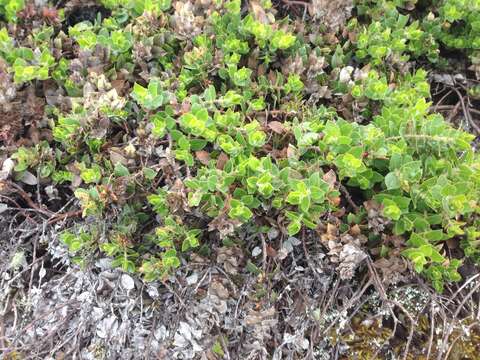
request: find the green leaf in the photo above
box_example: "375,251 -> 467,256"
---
286,191 -> 302,205
203,85 -> 216,102
287,220 -> 302,235
383,202 -> 401,220
271,30 -> 296,50
232,67 -> 252,87
229,199 -> 253,222
407,233 -> 429,247
428,247 -> 445,263
384,172 -> 401,190
181,238 -> 191,252
81,165 -> 102,184
402,248 -> 426,272
212,340 -> 224,357
114,163 -> 130,177
132,83 -> 148,102
421,230 -> 445,242
143,168 -> 157,180
246,260 -> 261,275
300,195 -> 311,213
400,161 -> 423,183
310,186 -> 326,203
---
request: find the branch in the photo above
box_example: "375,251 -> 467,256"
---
5,181 -> 53,216
47,210 -> 82,225
339,183 -> 360,214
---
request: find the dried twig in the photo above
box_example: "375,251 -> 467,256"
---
437,279 -> 480,360
432,90 -> 453,112
47,209 -> 82,225
446,101 -> 461,123
162,280 -> 186,309
367,259 -> 417,360
282,0 -> 309,7
339,183 -> 360,213
448,86 -> 480,134
4,181 -> 53,218
426,302 -> 436,360
19,300 -> 80,334
320,277 -> 373,336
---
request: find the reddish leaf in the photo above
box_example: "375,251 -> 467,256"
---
181,100 -> 191,114
266,245 -> 277,258
329,196 -> 341,207
216,152 -> 229,170
195,150 -> 210,165
42,7 -> 59,22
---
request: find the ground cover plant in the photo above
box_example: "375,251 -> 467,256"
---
1,0 -> 480,359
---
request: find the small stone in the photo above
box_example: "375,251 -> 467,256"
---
146,284 -> 159,298
267,227 -> 279,240
120,274 -> 135,291
0,203 -> 8,214
186,273 -> 198,285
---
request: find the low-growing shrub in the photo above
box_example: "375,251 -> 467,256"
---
1,0 -> 479,293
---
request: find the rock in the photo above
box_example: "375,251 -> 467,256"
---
120,274 -> 135,291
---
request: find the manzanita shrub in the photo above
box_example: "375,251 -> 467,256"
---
1,0 -> 480,292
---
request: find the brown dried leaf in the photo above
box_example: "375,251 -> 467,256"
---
109,148 -> 129,166
216,152 -> 229,170
268,70 -> 277,85
446,238 -> 459,249
111,79 -> 127,95
250,0 -> 269,24
209,280 -> 229,300
257,63 -> 266,77
308,0 -> 354,31
364,200 -> 391,235
195,150 -> 210,165
332,207 -> 346,217
245,307 -> 276,326
320,223 -> 338,244
209,214 -> 241,237
181,100 -> 191,114
337,243 -> 367,280
384,234 -> 405,249
266,245 -> 277,258
268,121 -> 285,134
322,169 -> 337,190
286,145 -> 297,159
166,179 -> 189,214
374,256 -> 408,285
217,246 -> 244,275
272,146 -> 288,160
42,7 -> 60,23
329,196 -> 342,207
1,87 -> 45,146
349,224 -> 361,236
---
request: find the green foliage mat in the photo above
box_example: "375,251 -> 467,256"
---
1,0 -> 480,293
